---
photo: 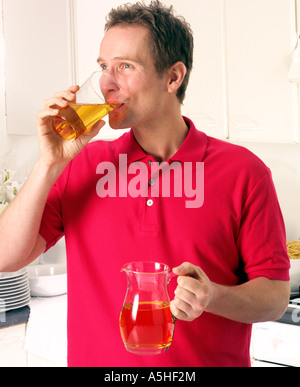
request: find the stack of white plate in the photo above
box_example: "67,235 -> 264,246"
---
0,268 -> 30,313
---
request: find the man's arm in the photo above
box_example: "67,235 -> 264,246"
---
170,262 -> 290,324
0,160 -> 61,271
0,86 -> 104,272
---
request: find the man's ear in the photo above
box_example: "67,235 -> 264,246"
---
167,61 -> 187,94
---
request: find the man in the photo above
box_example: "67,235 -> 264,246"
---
0,1 -> 290,367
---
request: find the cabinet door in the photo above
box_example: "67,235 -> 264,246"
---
0,324 -> 27,367
165,0 -> 227,139
252,322 -> 300,367
74,0 -> 132,140
225,0 -> 298,143
0,2 -> 5,136
3,0 -> 74,135
75,0 -> 227,140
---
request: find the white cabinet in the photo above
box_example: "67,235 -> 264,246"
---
173,0 -> 300,143
1,0 -> 300,142
252,322 -> 300,367
2,0 -> 75,136
225,0 -> 299,143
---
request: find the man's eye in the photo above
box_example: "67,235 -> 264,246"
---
120,63 -> 132,70
100,64 -> 108,71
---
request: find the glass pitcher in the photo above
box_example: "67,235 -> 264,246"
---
119,261 -> 176,355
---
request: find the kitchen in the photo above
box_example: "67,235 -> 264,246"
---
1,0 -> 300,367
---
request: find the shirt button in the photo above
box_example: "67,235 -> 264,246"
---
147,199 -> 154,207
149,179 -> 156,186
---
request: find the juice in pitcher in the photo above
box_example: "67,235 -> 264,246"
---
120,301 -> 174,355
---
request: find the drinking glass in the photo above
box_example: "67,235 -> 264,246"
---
52,71 -> 118,141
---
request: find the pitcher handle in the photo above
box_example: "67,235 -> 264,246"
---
167,271 -> 178,322
167,271 -> 177,284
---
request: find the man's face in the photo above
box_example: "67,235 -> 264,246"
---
98,25 -> 168,130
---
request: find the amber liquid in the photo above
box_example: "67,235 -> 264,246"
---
119,301 -> 174,355
52,103 -> 117,141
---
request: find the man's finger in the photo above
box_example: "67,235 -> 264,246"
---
172,262 -> 205,279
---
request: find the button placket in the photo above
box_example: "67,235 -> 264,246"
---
139,158 -> 158,233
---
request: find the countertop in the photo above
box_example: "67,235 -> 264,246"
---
1,301 -> 299,330
0,306 -> 30,329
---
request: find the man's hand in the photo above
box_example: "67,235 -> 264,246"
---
37,86 -> 105,168
170,262 -> 290,324
170,262 -> 215,321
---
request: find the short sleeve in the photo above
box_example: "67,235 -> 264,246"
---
236,169 -> 290,281
39,164 -> 71,251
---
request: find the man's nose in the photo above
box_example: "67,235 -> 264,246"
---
100,73 -> 120,93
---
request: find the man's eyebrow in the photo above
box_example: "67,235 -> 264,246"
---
97,56 -> 145,65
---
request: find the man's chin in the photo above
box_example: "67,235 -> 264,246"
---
108,118 -> 130,130
109,123 -> 130,130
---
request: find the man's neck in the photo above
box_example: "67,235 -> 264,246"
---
132,113 -> 189,163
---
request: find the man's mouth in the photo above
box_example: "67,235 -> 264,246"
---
110,103 -> 124,111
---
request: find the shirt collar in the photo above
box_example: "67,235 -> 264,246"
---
170,116 -> 208,162
115,116 -> 208,163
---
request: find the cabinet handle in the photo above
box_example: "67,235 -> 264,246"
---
288,36 -> 300,82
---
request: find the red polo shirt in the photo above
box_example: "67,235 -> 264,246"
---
40,117 -> 290,367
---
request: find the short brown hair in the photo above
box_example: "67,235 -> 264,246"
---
105,0 -> 194,104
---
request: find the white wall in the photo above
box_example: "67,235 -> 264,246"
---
0,0 -> 300,243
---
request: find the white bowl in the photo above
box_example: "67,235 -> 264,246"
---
290,260 -> 300,293
28,264 -> 67,297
